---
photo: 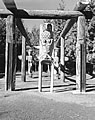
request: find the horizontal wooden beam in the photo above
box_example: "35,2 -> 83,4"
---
0,9 -> 83,19
2,0 -> 32,47
11,10 -> 84,19
55,1 -> 89,47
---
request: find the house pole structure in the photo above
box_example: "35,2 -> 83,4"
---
21,36 -> 26,82
5,15 -> 17,91
76,16 -> 86,92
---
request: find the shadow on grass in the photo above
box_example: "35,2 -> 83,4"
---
86,84 -> 95,92
15,87 -> 38,91
86,84 -> 95,88
89,74 -> 95,79
15,83 -> 76,91
55,87 -> 76,93
86,89 -> 95,92
65,76 -> 76,83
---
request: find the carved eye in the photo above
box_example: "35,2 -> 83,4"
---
42,39 -> 46,44
45,40 -> 47,43
48,39 -> 51,44
48,39 -> 53,45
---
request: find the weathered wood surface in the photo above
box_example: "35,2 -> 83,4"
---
60,37 -> 65,82
0,10 -> 83,19
55,1 -> 90,47
2,0 -> 83,19
50,63 -> 54,92
38,62 -> 42,92
21,36 -> 26,82
4,10 -> 83,19
76,16 -> 86,92
3,0 -> 32,47
3,8 -> 95,19
39,23 -> 54,92
1,0 -> 84,20
5,15 -> 16,91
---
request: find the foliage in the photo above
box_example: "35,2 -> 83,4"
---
15,26 -> 22,43
86,16 -> 95,63
0,18 -> 6,54
0,18 -> 22,54
44,0 -> 66,42
44,0 -> 76,60
43,0 -> 95,64
0,18 -> 22,72
27,26 -> 40,56
28,26 -> 39,46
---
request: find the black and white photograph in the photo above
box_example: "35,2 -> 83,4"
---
0,0 -> 95,119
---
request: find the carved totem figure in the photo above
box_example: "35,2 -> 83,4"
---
39,23 -> 54,62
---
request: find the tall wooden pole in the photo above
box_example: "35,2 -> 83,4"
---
38,61 -> 42,92
60,37 -> 65,82
55,1 -> 89,47
38,24 -> 43,92
21,36 -> 26,82
5,40 -> 8,90
5,15 -> 16,91
50,62 -> 54,92
12,18 -> 17,90
76,16 -> 86,92
27,49 -> 32,76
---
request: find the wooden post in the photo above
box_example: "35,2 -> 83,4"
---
39,23 -> 54,92
12,39 -> 17,89
50,63 -> 54,92
5,41 -> 8,90
21,36 -> 26,82
55,1 -> 89,47
38,61 -> 42,92
60,37 -> 65,82
27,49 -> 32,75
35,62 -> 36,72
76,16 -> 86,92
5,15 -> 16,91
47,64 -> 50,73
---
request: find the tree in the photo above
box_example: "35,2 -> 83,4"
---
0,18 -> 6,54
86,15 -> 95,63
28,26 -> 39,46
44,0 -> 76,59
44,0 -> 66,42
27,26 -> 40,56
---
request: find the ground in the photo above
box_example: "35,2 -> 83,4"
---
0,72 -> 95,120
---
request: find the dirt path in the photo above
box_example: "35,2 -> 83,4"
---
0,91 -> 95,120
0,72 -> 95,120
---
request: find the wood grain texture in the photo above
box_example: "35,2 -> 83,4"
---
2,0 -> 32,47
21,36 -> 26,82
55,1 -> 88,47
76,16 -> 86,92
5,15 -> 16,91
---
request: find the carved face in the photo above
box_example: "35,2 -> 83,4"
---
40,24 -> 53,55
41,30 -> 53,46
40,23 -> 54,60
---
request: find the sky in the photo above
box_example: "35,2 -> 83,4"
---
0,0 -> 77,31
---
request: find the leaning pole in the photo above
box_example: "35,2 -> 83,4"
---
55,0 -> 91,47
56,0 -> 91,92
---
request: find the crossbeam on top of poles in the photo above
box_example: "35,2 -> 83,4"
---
0,9 -> 83,19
